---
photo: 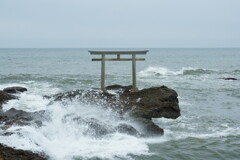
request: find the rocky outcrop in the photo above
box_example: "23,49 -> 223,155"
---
62,114 -> 141,137
1,85 -> 180,136
120,86 -> 180,119
0,91 -> 15,109
0,88 -> 47,160
0,86 -> 27,108
50,85 -> 180,136
0,144 -> 46,160
52,85 -> 180,119
3,86 -> 27,94
0,85 -> 180,159
0,108 -> 46,131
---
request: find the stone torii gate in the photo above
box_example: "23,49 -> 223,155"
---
89,50 -> 148,92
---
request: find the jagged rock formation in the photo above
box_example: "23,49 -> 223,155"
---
0,85 -> 180,159
51,85 -> 180,135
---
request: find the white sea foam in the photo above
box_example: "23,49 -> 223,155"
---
3,94 -> 239,160
1,77 -> 239,160
1,82 -> 60,112
0,81 -> 61,95
138,67 -> 179,77
0,96 -> 150,160
138,66 -> 216,77
3,92 -> 49,112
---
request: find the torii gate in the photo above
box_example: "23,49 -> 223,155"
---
89,50 -> 148,92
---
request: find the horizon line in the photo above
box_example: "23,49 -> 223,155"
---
0,47 -> 240,49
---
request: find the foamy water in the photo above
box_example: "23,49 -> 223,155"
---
138,66 -> 217,77
0,83 -> 151,160
1,48 -> 240,160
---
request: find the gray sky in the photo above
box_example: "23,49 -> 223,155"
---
0,0 -> 240,48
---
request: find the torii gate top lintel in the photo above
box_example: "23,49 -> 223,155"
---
89,50 -> 148,55
89,50 -> 148,92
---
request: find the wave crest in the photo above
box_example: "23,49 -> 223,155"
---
138,67 -> 215,77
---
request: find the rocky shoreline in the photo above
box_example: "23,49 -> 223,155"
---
0,85 -> 180,159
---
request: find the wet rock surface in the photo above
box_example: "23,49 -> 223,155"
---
50,85 -> 180,136
115,123 -> 140,136
67,116 -> 115,137
0,108 -> 47,130
0,108 -> 49,159
52,85 -> 180,119
0,91 -> 15,109
0,85 -> 180,159
219,77 -> 238,80
0,144 -> 46,160
3,86 -> 28,94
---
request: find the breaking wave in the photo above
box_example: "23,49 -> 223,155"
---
138,67 -> 216,77
0,85 -> 150,160
1,82 -> 240,160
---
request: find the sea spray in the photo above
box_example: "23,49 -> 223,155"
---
0,93 -> 150,160
138,66 -> 217,77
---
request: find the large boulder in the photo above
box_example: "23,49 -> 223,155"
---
52,85 -> 180,119
134,118 -> 164,135
0,91 -> 15,109
219,77 -> 238,80
3,86 -> 27,94
69,116 -> 115,137
0,85 -> 180,136
119,86 -> 180,119
50,85 -> 180,136
115,123 -> 140,136
0,108 -> 47,131
0,86 -> 27,109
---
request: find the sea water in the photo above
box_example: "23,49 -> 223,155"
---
0,48 -> 240,160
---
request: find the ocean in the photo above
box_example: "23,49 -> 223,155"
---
0,48 -> 240,160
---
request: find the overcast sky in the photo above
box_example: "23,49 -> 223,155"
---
0,0 -> 240,48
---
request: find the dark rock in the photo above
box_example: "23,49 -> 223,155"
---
135,118 -> 164,136
106,85 -> 132,91
0,143 -> 46,160
51,85 -> 180,119
0,108 -> 33,128
62,114 -> 115,137
0,108 -> 48,130
115,123 -> 139,136
122,86 -> 180,119
49,85 -> 180,136
0,108 -> 49,159
0,84 -> 179,159
50,89 -> 120,112
72,117 -> 114,137
0,91 -> 15,109
84,118 -> 114,137
219,78 -> 238,80
2,132 -> 14,136
3,86 -> 27,94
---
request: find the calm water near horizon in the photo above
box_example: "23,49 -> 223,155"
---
0,48 -> 240,160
